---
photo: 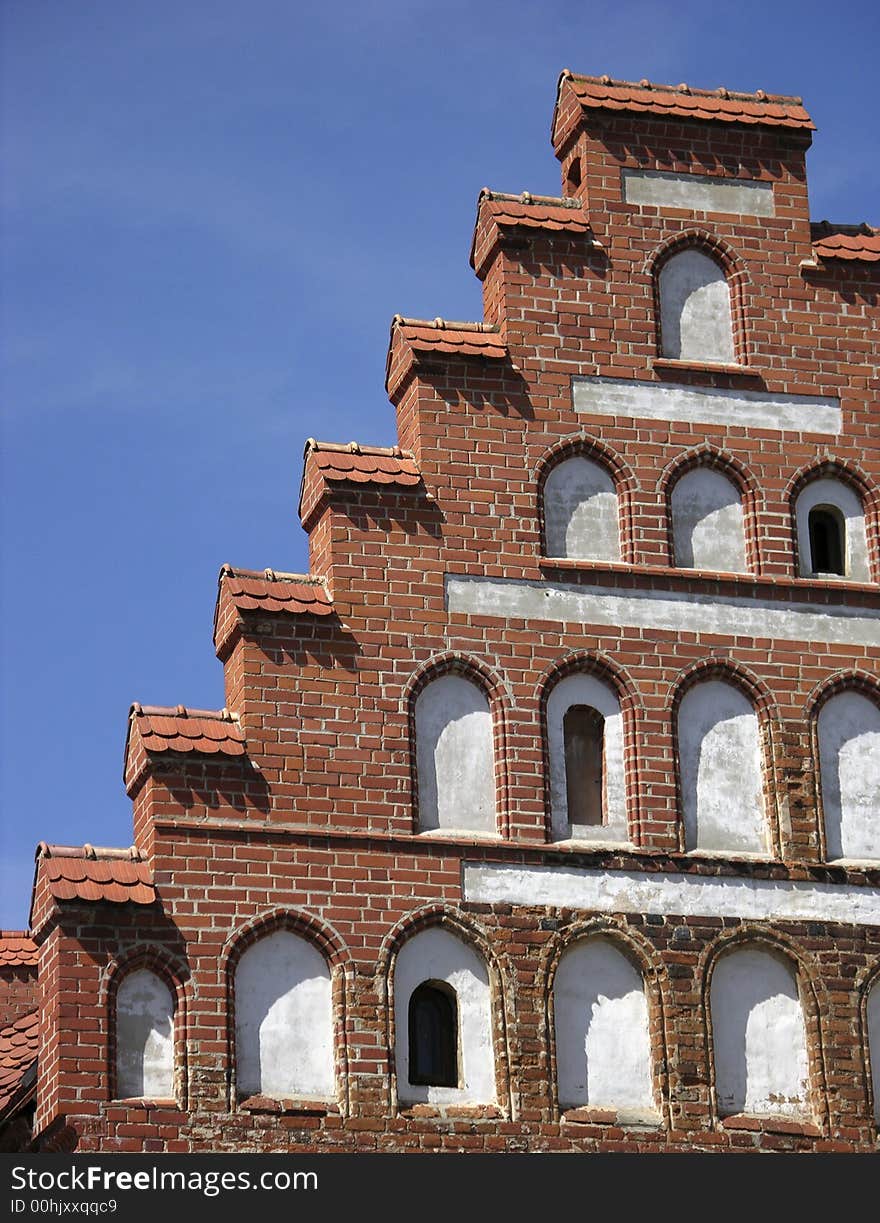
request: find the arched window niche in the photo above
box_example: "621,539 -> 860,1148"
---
554,937 -> 657,1119
795,476 -> 869,582
711,944 -> 811,1120
677,678 -> 768,856
234,928 -> 334,1102
546,671 -> 628,845
408,981 -> 458,1087
414,671 -> 497,835
658,247 -> 735,364
394,925 -> 496,1107
867,978 -> 880,1126
670,466 -> 747,573
817,689 -> 880,862
115,968 -> 175,1100
542,454 -> 621,562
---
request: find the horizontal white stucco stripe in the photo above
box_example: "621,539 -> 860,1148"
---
462,862 -> 880,926
621,169 -> 775,217
571,376 -> 841,434
445,576 -> 880,647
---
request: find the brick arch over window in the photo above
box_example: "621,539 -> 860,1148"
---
379,906 -> 512,1116
806,672 -> 880,863
659,445 -> 760,573
544,920 -> 667,1122
222,909 -> 351,1112
786,458 -> 878,584
104,948 -> 189,1106
647,230 -> 749,366
701,929 -> 826,1129
670,658 -> 779,857
535,436 -> 638,565
406,654 -> 510,838
537,652 -> 643,846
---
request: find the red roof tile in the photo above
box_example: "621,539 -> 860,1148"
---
553,73 -> 814,148
213,567 -> 334,654
131,704 -> 246,757
0,1010 -> 38,1121
123,705 -> 248,794
219,567 -> 333,616
470,190 -> 596,273
385,317 -> 508,398
35,845 -> 156,907
0,935 -> 37,968
479,191 -> 592,234
393,319 -> 508,360
811,223 -> 880,263
299,439 -> 424,525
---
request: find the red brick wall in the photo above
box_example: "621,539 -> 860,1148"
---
0,966 -> 37,1027
29,88 -> 880,1153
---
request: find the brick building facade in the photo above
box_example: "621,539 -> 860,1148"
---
2,71 -> 879,1154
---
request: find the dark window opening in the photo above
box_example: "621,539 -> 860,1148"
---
565,157 -> 582,193
564,704 -> 605,826
808,506 -> 845,576
408,982 -> 459,1087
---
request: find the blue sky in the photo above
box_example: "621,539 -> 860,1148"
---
1,0 -> 877,927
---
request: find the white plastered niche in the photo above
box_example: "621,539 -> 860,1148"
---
678,679 -> 767,855
543,455 -> 621,562
234,929 -> 335,1101
868,980 -> 880,1125
546,671 -> 628,845
414,674 -> 496,834
116,969 -> 175,1099
710,945 -> 810,1118
658,248 -> 735,364
393,925 -> 496,1107
818,689 -> 880,861
554,937 -> 656,1117
671,466 -> 747,573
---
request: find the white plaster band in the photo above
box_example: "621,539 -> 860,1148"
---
445,575 -> 880,648
572,376 -> 841,435
622,170 -> 775,217
462,862 -> 880,927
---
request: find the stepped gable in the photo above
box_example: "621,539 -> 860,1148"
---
214,565 -> 333,655
0,1011 -> 39,1124
811,222 -> 880,263
0,935 -> 37,968
9,66 -> 880,1156
552,71 -> 815,150
124,704 -> 246,794
470,189 -> 596,274
385,316 -> 508,399
299,437 -> 423,525
33,844 -> 155,907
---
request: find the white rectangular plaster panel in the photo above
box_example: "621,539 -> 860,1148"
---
622,170 -> 775,217
571,376 -> 842,435
462,862 -> 880,927
445,575 -> 880,648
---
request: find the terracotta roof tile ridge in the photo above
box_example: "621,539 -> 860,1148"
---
0,930 -> 32,939
561,69 -> 804,106
303,438 -> 412,457
811,220 -> 878,238
220,563 -> 326,585
36,842 -> 144,862
479,188 -> 582,208
392,315 -> 500,333
130,702 -> 239,723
